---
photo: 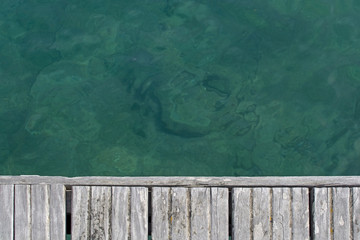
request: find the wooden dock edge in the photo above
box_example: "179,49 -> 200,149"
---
0,175 -> 360,187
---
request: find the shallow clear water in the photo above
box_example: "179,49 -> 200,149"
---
1,0 -> 360,176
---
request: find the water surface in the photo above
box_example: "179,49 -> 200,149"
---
1,0 -> 360,176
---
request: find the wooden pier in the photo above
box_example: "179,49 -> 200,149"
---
1,176 -> 360,239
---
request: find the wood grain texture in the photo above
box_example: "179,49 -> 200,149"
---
332,187 -> 350,239
91,187 -> 112,240
131,187 -> 148,240
14,185 -> 31,240
72,186 -> 90,240
253,188 -> 271,240
190,188 -> 210,240
112,187 -> 130,240
152,187 -> 170,240
31,184 -> 50,240
50,184 -> 66,240
2,175 -> 360,187
210,188 -> 228,240
272,188 -> 291,240
232,188 -> 251,240
152,187 -> 228,240
0,185 -> 14,239
170,188 -> 190,240
353,187 -> 360,239
291,188 -> 310,240
312,188 -> 331,240
1,177 -> 360,240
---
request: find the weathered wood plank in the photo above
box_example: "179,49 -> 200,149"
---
72,186 -> 90,240
232,188 -> 251,240
32,184 -> 50,239
171,188 -> 190,240
152,187 -> 229,240
152,187 -> 170,240
291,188 -> 309,240
190,188 -> 210,240
333,187 -> 351,239
91,187 -> 111,240
312,188 -> 331,239
3,179 -> 360,240
2,175 -> 360,187
14,185 -> 31,240
0,185 -> 14,239
131,187 -> 148,240
112,187 -> 130,240
210,188 -> 228,240
50,184 -> 66,240
353,187 -> 360,239
253,188 -> 271,240
272,188 -> 291,240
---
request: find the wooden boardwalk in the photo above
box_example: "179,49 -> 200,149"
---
1,176 -> 360,239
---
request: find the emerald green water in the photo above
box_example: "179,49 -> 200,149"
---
1,0 -> 360,176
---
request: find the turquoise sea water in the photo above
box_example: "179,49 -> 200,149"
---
1,0 -> 360,176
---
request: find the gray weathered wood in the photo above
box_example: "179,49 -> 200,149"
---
0,185 -> 14,239
353,187 -> 360,239
272,188 -> 291,240
171,188 -> 190,240
210,188 -> 228,240
2,175 -> 360,187
190,188 -> 210,240
131,187 -> 148,240
253,188 -> 271,240
91,187 -> 111,240
14,185 -> 31,240
50,184 -> 66,240
291,188 -> 310,240
232,188 -> 251,240
152,187 -> 229,240
31,184 -> 50,240
152,187 -> 170,239
72,186 -> 90,240
313,188 -> 331,240
2,177 -> 360,240
333,187 -> 350,239
112,187 -> 130,240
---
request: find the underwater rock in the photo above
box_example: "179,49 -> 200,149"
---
202,74 -> 231,97
29,62 -> 101,141
91,146 -> 138,175
25,112 -> 45,135
85,14 -> 122,55
127,49 -> 155,66
30,62 -> 89,106
105,49 -> 155,72
15,31 -> 61,69
273,125 -> 310,154
155,70 -> 217,137
153,69 -> 258,137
